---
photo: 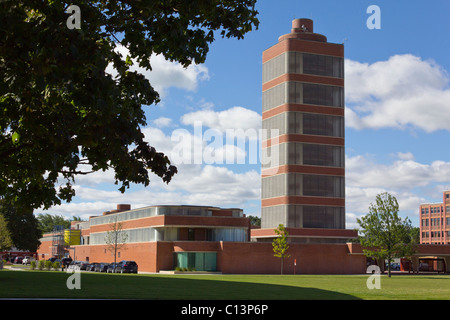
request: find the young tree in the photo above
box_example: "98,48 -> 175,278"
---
0,1 -> 259,211
357,192 -> 416,277
104,216 -> 128,272
272,224 -> 290,275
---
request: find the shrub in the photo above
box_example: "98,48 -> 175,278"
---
45,260 -> 52,271
38,260 -> 45,270
53,261 -> 60,270
30,261 -> 36,270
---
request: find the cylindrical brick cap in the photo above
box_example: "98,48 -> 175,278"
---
292,18 -> 313,33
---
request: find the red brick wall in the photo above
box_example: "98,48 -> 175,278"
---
40,240 -> 366,274
36,239 -> 53,260
217,242 -> 366,274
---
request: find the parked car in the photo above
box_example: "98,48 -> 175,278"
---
22,256 -> 35,265
67,260 -> 89,271
115,260 -> 138,274
86,263 -> 98,271
419,262 -> 429,271
14,257 -> 23,264
61,257 -> 73,268
95,263 -> 109,272
79,261 -> 89,270
107,262 -> 118,273
391,263 -> 400,271
67,261 -> 80,271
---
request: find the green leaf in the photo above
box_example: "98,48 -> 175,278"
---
125,55 -> 133,66
12,132 -> 20,144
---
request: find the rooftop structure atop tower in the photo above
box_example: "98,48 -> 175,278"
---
278,18 -> 327,42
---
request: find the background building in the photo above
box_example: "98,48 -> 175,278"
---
420,191 -> 450,244
255,18 -> 352,244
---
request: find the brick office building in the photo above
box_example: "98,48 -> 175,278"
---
420,191 -> 450,244
38,203 -> 366,274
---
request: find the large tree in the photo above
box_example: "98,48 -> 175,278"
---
36,212 -> 84,233
357,192 -> 417,277
0,1 -> 259,211
0,199 -> 42,252
0,213 -> 13,252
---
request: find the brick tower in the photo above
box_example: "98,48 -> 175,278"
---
257,19 -> 354,243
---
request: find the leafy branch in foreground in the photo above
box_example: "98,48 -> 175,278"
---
0,0 -> 259,210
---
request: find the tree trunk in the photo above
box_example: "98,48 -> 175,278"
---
387,257 -> 392,277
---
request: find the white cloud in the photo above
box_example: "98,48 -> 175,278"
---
395,152 -> 415,161
42,164 -> 260,219
345,153 -> 450,226
345,54 -> 450,132
152,117 -> 173,128
346,154 -> 450,190
181,106 -> 262,133
105,44 -> 209,98
142,106 -> 263,166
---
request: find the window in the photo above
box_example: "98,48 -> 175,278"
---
173,252 -> 217,271
301,206 -> 345,229
302,174 -> 345,198
263,52 -> 344,82
263,53 -> 287,83
302,113 -> 344,137
188,228 -> 195,241
302,83 -> 344,107
285,205 -> 345,229
261,205 -> 287,228
262,174 -> 287,199
302,53 -> 344,78
262,83 -> 287,111
302,144 -> 344,167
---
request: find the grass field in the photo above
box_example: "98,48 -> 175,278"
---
1,269 -> 450,300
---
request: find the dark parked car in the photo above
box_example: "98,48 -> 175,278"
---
391,263 -> 400,271
107,263 -> 118,273
86,263 -> 99,271
115,260 -> 138,274
61,257 -> 73,268
95,263 -> 109,272
14,257 -> 23,264
68,260 -> 88,271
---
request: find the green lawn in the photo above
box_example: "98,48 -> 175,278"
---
1,269 -> 450,300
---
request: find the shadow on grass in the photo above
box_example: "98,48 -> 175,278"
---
0,270 -> 360,300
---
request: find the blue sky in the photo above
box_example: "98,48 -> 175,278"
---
41,0 -> 450,229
